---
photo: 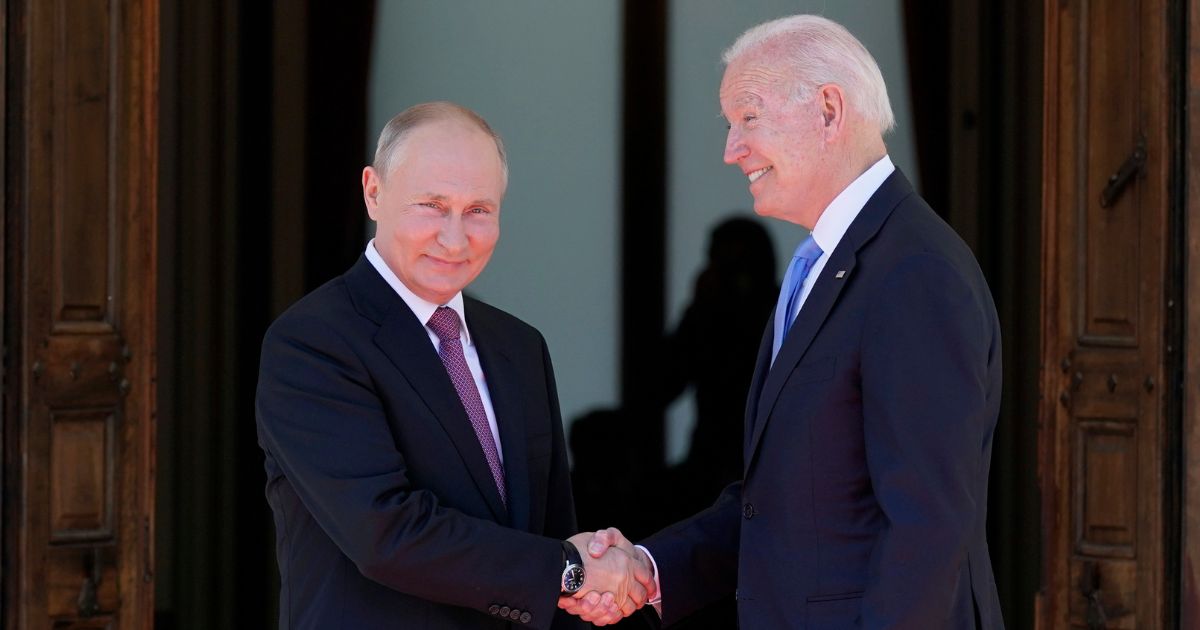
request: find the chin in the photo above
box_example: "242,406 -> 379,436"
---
752,202 -> 780,219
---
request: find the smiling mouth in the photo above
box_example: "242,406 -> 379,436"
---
427,256 -> 467,267
747,166 -> 773,183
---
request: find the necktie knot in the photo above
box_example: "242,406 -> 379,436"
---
427,307 -> 461,343
793,234 -> 823,263
772,234 -> 824,362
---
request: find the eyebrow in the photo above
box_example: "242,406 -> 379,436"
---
719,93 -> 763,119
417,193 -> 499,208
731,94 -> 764,108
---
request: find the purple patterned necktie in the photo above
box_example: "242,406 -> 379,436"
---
427,306 -> 507,505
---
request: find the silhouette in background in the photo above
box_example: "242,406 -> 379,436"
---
657,216 -> 777,521
569,216 -> 777,629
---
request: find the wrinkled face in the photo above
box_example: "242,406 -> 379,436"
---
362,120 -> 505,305
720,52 -> 828,228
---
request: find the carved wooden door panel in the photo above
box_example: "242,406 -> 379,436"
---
3,0 -> 158,627
1038,0 -> 1171,628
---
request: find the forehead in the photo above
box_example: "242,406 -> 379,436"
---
393,123 -> 503,178
719,56 -> 788,112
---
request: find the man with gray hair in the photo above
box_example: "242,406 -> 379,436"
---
569,15 -> 1004,629
257,101 -> 652,629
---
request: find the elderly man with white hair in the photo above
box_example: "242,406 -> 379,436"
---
565,14 -> 1005,629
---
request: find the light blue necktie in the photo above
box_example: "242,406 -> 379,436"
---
772,234 -> 824,362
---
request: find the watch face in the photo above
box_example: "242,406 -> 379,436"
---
562,565 -> 585,594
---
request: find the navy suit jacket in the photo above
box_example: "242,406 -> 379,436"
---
644,170 -> 1005,629
256,256 -> 582,629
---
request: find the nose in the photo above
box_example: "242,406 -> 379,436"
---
437,214 -> 468,254
724,127 -> 748,164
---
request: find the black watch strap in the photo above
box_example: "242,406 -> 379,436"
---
562,541 -> 582,569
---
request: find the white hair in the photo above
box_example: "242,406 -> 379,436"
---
723,15 -> 895,134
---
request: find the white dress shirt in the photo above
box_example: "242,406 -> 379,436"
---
792,154 -> 895,316
365,240 -> 503,463
642,154 -> 896,609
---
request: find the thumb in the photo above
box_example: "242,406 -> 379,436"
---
587,529 -> 614,557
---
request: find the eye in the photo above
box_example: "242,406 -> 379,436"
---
742,114 -> 757,124
468,206 -> 491,215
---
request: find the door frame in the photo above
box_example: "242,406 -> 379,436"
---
1182,0 -> 1200,623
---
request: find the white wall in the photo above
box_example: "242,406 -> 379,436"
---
664,1 -> 917,463
368,1 -> 622,431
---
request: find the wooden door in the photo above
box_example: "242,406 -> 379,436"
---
1038,0 -> 1173,628
3,0 -> 158,627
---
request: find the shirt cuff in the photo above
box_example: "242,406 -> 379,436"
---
635,544 -> 663,606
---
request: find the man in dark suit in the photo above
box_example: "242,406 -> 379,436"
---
566,15 -> 1004,629
256,102 -> 651,629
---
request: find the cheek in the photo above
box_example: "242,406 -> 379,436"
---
466,221 -> 500,249
389,216 -> 441,245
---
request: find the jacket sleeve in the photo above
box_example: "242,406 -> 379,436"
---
859,252 -> 996,628
639,482 -> 742,626
255,312 -> 565,629
534,334 -> 591,630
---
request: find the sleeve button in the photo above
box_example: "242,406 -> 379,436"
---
509,608 -> 521,620
488,604 -> 500,615
499,606 -> 511,617
520,612 -> 532,623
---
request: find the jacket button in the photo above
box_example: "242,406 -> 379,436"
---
499,606 -> 511,617
743,502 -> 755,519
520,612 -> 532,623
488,604 -> 500,615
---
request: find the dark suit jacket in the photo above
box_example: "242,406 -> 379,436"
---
644,170 -> 1005,629
256,256 -> 582,630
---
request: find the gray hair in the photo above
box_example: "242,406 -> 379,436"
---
723,15 -> 895,134
372,101 -> 508,181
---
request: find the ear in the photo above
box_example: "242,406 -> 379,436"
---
362,166 -> 382,220
816,84 -> 847,138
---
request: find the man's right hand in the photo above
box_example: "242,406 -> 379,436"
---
557,528 -> 656,625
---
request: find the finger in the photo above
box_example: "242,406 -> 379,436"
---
603,526 -> 630,545
587,529 -> 614,557
594,591 -> 622,624
604,526 -> 632,548
581,603 -> 617,625
578,590 -> 614,624
558,594 -> 589,615
627,576 -> 648,607
592,601 -> 623,627
574,590 -> 607,623
632,550 -> 657,598
620,595 -> 637,618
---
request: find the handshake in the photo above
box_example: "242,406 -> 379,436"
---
558,528 -> 657,626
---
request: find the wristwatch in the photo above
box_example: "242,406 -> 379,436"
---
560,541 -> 586,594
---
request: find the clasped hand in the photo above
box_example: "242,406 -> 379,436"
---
558,529 -> 656,626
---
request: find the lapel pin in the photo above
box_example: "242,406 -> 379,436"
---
835,270 -> 847,279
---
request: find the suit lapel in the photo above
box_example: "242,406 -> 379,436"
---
746,246 -> 857,463
467,300 -> 532,531
346,258 -> 508,522
744,170 -> 916,473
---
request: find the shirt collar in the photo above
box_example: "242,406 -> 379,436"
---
810,154 -> 895,254
365,239 -> 472,346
